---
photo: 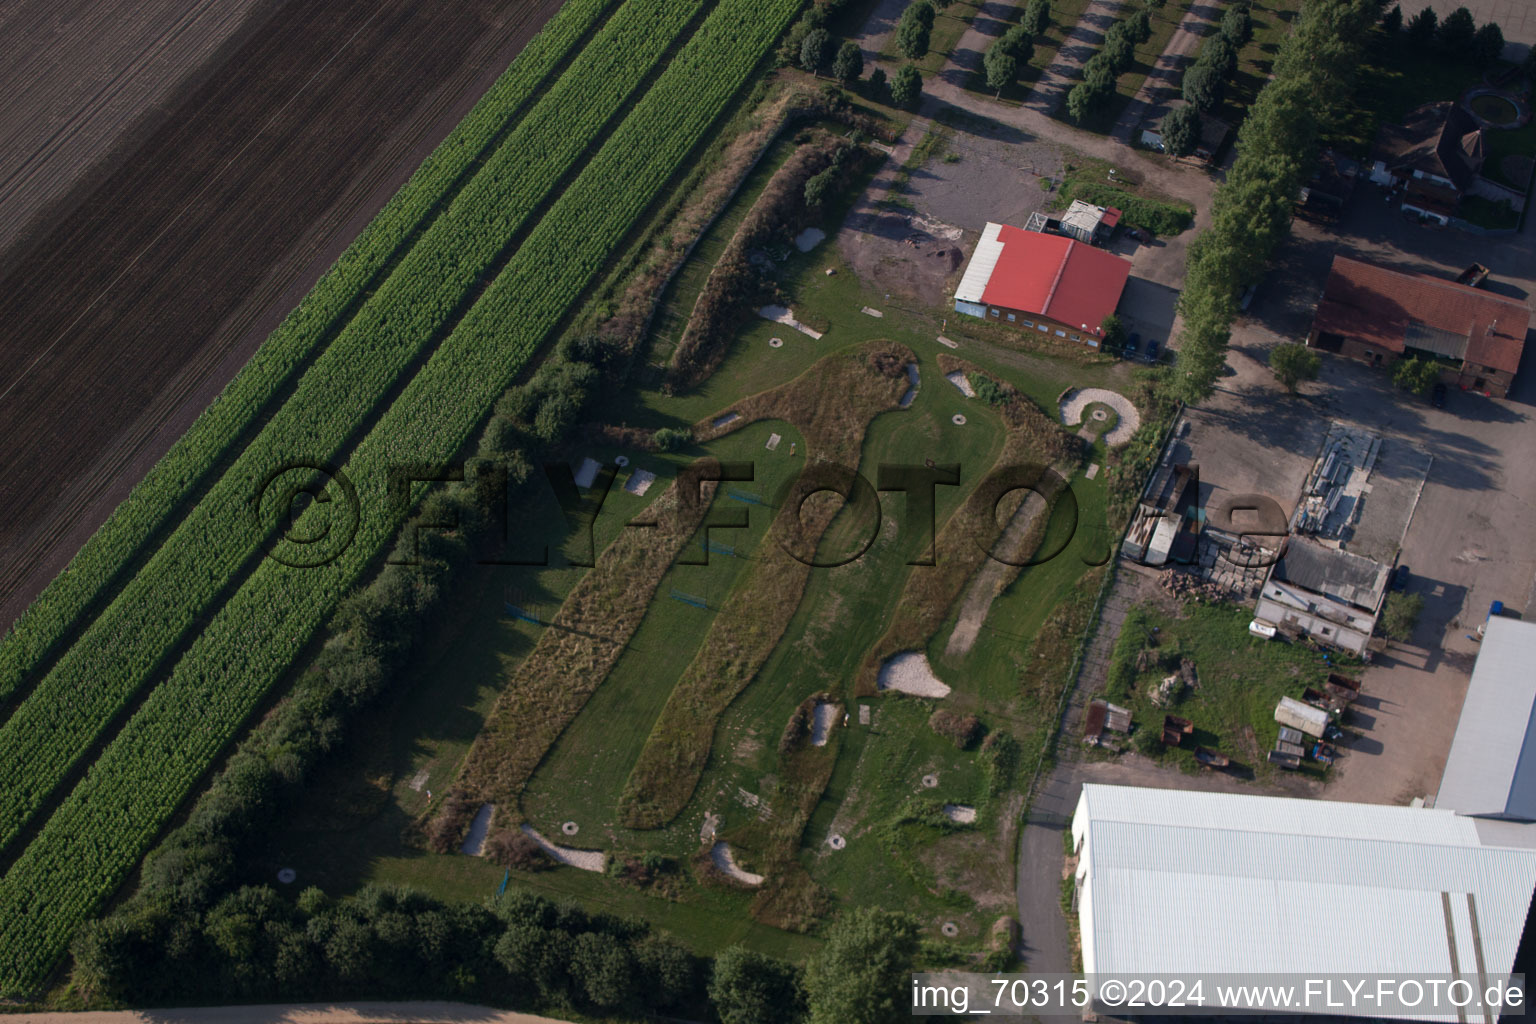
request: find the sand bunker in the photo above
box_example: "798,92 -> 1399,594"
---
624,468 -> 656,496
573,457 -> 602,489
943,804 -> 977,824
1059,388 -> 1139,446
945,371 -> 976,398
712,412 -> 740,429
520,825 -> 605,872
861,306 -> 884,318
710,841 -> 764,885
811,702 -> 839,746
461,804 -> 494,856
795,227 -> 825,252
877,651 -> 951,697
757,304 -> 823,339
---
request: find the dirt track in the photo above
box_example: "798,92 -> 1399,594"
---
0,0 -> 563,629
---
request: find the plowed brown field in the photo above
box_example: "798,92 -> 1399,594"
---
0,0 -> 562,628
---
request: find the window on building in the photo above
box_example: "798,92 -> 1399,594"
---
1020,319 -> 1033,328
1087,338 -> 1099,348
1320,626 -> 1333,637
1070,333 -> 1081,341
1055,329 -> 1067,337
990,308 -> 1000,318
1007,313 -> 1016,322
1474,377 -> 1486,389
1037,323 -> 1048,333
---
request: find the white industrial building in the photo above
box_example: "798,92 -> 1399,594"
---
1071,784 -> 1536,1018
1437,618 -> 1536,824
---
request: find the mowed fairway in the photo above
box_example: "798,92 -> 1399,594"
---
0,0 -> 804,994
252,130 -> 1134,954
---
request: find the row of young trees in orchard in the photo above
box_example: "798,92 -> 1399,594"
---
787,0 -> 928,108
1160,1 -> 1252,156
1065,0 -> 1158,122
1171,0 -> 1386,401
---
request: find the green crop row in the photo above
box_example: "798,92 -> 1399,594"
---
0,0 -> 804,991
0,0 -> 621,709
0,0 -> 706,856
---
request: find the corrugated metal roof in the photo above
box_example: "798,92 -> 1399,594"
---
1073,784 -> 1536,1005
1272,537 -> 1390,611
1060,200 -> 1104,237
1437,618 -> 1536,820
954,222 -> 1004,304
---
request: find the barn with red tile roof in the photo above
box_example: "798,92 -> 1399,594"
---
953,222 -> 1131,348
1306,254 -> 1531,397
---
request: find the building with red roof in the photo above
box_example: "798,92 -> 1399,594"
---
1306,255 -> 1531,398
953,222 -> 1132,349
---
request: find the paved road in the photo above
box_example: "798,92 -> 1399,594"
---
9,1005 -> 571,1024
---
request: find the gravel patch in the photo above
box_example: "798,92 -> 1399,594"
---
1059,387 -> 1140,446
795,227 -> 826,252
943,803 -> 978,824
945,370 -> 976,398
520,825 -> 605,872
877,650 -> 952,697
710,841 -> 764,885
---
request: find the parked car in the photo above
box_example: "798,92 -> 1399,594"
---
1391,564 -> 1410,591
1124,332 -> 1140,357
1431,382 -> 1447,408
1144,338 -> 1161,362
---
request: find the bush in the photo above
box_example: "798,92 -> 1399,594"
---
1099,313 -> 1126,349
929,709 -> 983,748
1195,34 -> 1237,78
970,373 -> 1008,406
1060,178 -> 1193,235
801,27 -> 833,75
652,427 -> 692,451
1379,592 -> 1424,642
1391,355 -> 1441,395
1269,343 -> 1320,393
1133,726 -> 1163,757
484,830 -> 552,871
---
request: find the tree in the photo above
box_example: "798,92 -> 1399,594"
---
891,64 -> 923,108
1161,103 -> 1202,155
833,41 -> 864,84
1436,6 -> 1476,58
1268,343 -> 1320,393
804,909 -> 921,1024
1471,22 -> 1505,66
1181,63 -> 1223,110
1379,591 -> 1424,642
867,66 -> 888,100
804,169 -> 837,208
801,28 -> 833,76
984,46 -> 1019,95
1126,8 -> 1153,43
1197,34 -> 1237,77
1103,31 -> 1135,73
1392,355 -> 1441,394
711,947 -> 806,1024
1219,4 -> 1252,46
1022,0 -> 1050,35
1381,4 -> 1403,34
1066,81 -> 1096,122
652,427 -> 692,451
1406,5 -> 1438,49
1000,24 -> 1034,62
1099,313 -> 1126,350
897,1 -> 936,59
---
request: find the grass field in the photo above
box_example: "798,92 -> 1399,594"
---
1101,600 -> 1360,778
249,92 -> 1157,963
1214,0 -> 1301,129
